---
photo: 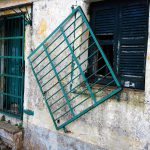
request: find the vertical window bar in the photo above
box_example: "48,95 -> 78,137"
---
43,44 -> 75,117
60,27 -> 97,104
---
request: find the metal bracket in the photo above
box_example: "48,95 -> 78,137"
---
24,109 -> 34,116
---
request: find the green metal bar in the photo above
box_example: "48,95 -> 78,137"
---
31,15 -> 82,63
36,61 -> 50,75
77,6 -> 121,87
58,87 -> 121,129
18,7 -> 30,23
70,10 -> 77,91
0,14 -> 25,119
11,8 -> 29,24
45,21 -> 86,61
38,34 -> 91,80
6,15 -> 24,20
43,44 -> 75,117
0,110 -> 22,119
46,21 -> 85,50
0,91 -> 21,99
54,109 -> 70,121
94,80 -> 115,95
39,29 -> 90,82
42,41 -> 96,90
0,74 -> 22,79
45,48 -> 102,97
49,64 -> 107,109
28,7 -> 79,59
34,22 -> 85,69
28,58 -> 58,129
60,27 -> 96,103
33,24 -> 87,70
28,6 -> 122,130
31,50 -> 45,63
52,72 -> 110,114
0,36 -> 23,40
0,56 -> 23,59
56,80 -> 115,120
39,33 -> 91,84
55,79 -> 114,120
20,14 -> 25,119
46,48 -> 103,100
63,15 -> 82,32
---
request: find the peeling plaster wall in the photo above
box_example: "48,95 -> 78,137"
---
145,4 -> 150,104
0,0 -> 150,150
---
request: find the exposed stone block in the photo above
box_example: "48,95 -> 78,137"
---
0,122 -> 23,150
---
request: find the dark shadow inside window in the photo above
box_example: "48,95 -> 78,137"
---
96,35 -> 114,76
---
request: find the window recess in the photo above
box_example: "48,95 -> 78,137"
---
28,6 -> 122,130
89,0 -> 149,89
0,15 -> 25,119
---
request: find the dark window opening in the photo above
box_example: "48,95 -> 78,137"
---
97,34 -> 114,41
97,45 -> 114,76
0,15 -> 25,119
96,34 -> 114,76
89,0 -> 149,89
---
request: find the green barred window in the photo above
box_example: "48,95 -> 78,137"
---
0,15 -> 25,119
28,6 -> 122,130
89,0 -> 149,89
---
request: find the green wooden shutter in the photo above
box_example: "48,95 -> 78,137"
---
89,1 -> 118,84
119,0 -> 149,89
89,0 -> 149,89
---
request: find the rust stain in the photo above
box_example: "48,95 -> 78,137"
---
3,10 -> 14,15
37,19 -> 47,35
0,0 -> 28,10
147,55 -> 150,60
11,0 -> 27,2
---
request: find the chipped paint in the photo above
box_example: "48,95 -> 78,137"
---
147,55 -> 150,60
37,19 -> 47,36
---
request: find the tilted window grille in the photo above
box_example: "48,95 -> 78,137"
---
28,6 -> 122,130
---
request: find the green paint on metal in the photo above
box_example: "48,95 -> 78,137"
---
0,15 -> 25,119
28,6 -> 122,130
43,44 -> 75,117
24,109 -> 34,116
70,6 -> 77,91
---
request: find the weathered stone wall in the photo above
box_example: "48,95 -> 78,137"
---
145,3 -> 150,104
0,0 -> 150,150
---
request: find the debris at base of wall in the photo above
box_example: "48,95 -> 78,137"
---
0,121 -> 23,150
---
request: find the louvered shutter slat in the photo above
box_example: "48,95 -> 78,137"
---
119,0 -> 148,89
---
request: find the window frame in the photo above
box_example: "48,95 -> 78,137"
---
0,14 -> 25,119
88,0 -> 149,90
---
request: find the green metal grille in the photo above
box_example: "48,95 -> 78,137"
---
28,6 -> 122,130
0,15 -> 25,119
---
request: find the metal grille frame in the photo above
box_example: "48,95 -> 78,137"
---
28,6 -> 122,130
0,14 -> 25,119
